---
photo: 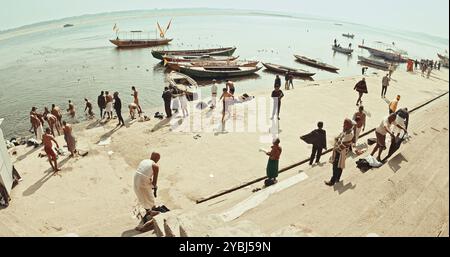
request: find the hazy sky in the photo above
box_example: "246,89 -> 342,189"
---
0,0 -> 448,38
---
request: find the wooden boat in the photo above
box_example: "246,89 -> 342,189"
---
110,38 -> 172,48
293,54 -> 339,72
342,33 -> 354,39
63,24 -> 74,28
152,47 -> 237,60
167,71 -> 198,101
358,56 -> 390,69
178,65 -> 262,79
262,63 -> 315,77
167,60 -> 259,70
358,45 -> 407,62
163,55 -> 239,63
332,45 -> 353,55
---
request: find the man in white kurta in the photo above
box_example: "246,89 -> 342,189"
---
133,152 -> 160,223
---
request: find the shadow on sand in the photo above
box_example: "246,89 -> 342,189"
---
22,156 -> 72,196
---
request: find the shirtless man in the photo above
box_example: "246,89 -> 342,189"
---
133,152 -> 161,230
219,88 -> 233,123
371,113 -> 407,162
129,103 -> 138,120
42,128 -> 61,174
45,112 -> 61,136
131,86 -> 143,115
67,100 -> 76,119
51,104 -> 63,127
84,98 -> 94,118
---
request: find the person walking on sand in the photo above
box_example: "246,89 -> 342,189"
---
62,121 -> 77,157
354,78 -> 368,106
219,88 -> 233,123
325,119 -> 354,186
113,92 -> 125,127
352,105 -> 366,147
67,100 -> 76,119
84,98 -> 94,118
388,64 -> 395,78
131,86 -> 143,116
262,138 -> 282,185
381,73 -> 390,98
426,66 -> 432,78
210,79 -> 218,109
162,87 -> 172,118
105,91 -> 113,119
301,121 -> 327,165
284,72 -> 290,90
389,95 -> 401,114
288,72 -> 294,89
371,113 -> 407,162
133,152 -> 161,230
42,128 -> 61,174
97,91 -> 106,119
274,75 -> 281,88
179,91 -> 189,118
45,112 -> 61,136
271,85 -> 284,120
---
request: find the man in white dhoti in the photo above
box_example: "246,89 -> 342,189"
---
133,152 -> 161,230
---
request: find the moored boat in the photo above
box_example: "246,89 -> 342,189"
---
332,45 -> 353,55
262,62 -> 315,77
357,56 -> 390,69
293,54 -> 339,72
163,55 -> 239,63
342,33 -> 354,39
166,60 -> 259,70
167,71 -> 198,101
152,47 -> 237,60
178,65 -> 262,79
358,45 -> 407,62
110,30 -> 173,48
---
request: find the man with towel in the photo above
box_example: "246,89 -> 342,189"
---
354,78 -> 368,106
325,119 -> 354,186
301,122 -> 327,166
133,152 -> 161,231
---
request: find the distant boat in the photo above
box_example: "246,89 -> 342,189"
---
262,63 -> 315,77
152,47 -> 237,60
178,65 -> 262,79
167,71 -> 198,101
332,45 -> 353,55
163,55 -> 239,63
334,23 -> 343,26
293,54 -> 339,72
359,45 -> 407,62
63,24 -> 74,28
358,56 -> 391,70
342,33 -> 354,39
110,31 -> 172,48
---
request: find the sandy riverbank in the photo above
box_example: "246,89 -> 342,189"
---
0,67 -> 448,236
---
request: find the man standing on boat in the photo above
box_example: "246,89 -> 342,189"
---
381,73 -> 390,98
210,79 -> 218,109
131,86 -> 143,116
162,87 -> 172,118
97,91 -> 106,119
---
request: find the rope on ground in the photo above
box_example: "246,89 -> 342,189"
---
196,91 -> 449,204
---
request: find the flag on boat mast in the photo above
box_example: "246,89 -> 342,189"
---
157,22 -> 165,38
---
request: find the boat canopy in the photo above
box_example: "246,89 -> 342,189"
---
115,30 -> 161,40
